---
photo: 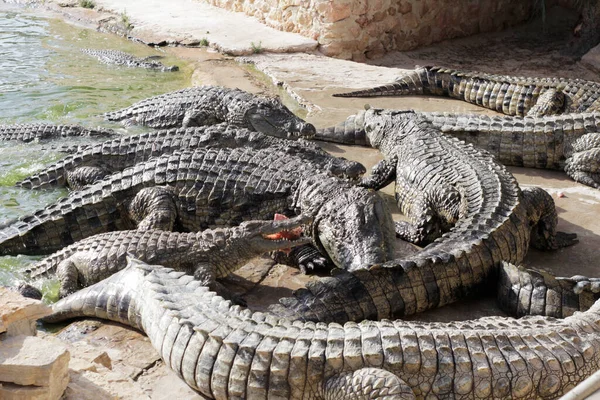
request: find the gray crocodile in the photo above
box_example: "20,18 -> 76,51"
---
0,123 -> 117,142
45,257 -> 600,399
269,109 -> 576,323
81,49 -> 179,71
316,110 -> 600,188
17,124 -> 365,190
103,86 -> 316,138
24,214 -> 311,298
0,147 -> 396,272
333,66 -> 600,117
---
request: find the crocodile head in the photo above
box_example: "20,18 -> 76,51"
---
362,108 -> 419,147
232,214 -> 313,254
244,97 -> 316,139
301,178 -> 396,271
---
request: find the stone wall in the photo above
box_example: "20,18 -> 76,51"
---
195,0 -> 537,59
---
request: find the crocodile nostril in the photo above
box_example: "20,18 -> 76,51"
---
300,123 -> 316,138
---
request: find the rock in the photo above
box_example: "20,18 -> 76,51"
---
581,44 -> 600,73
0,335 -> 70,400
0,288 -> 51,337
53,321 -> 200,399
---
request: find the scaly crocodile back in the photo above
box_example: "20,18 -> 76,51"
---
46,259 -> 600,399
333,66 -> 600,116
18,125 -> 365,190
0,124 -> 117,142
103,87 -> 217,127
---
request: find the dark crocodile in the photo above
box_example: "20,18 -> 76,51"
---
81,49 -> 179,71
316,110 -> 600,188
0,147 -> 396,272
269,109 -> 576,323
24,214 -> 311,298
103,86 -> 316,139
0,123 -> 117,142
17,124 -> 365,190
44,257 -> 600,399
333,66 -> 600,117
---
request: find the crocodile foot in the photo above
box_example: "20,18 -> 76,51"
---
272,244 -> 330,274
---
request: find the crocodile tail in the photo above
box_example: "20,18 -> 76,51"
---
42,257 -> 156,327
269,252 -> 480,323
332,66 -> 431,98
497,262 -> 600,318
314,111 -> 371,146
0,191 -> 126,256
17,158 -> 71,189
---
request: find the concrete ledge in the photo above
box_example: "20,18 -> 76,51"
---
91,0 -> 318,55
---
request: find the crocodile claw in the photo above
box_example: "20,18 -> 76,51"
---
551,231 -> 579,249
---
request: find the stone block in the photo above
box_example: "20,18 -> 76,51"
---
0,335 -> 70,400
0,288 -> 51,338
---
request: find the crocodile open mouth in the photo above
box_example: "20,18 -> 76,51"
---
262,213 -> 307,254
262,213 -> 304,241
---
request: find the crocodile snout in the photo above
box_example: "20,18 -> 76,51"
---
298,122 -> 316,139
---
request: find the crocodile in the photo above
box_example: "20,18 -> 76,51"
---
0,123 -> 117,142
0,147 -> 396,272
315,110 -> 600,188
103,86 -> 316,139
23,214 -> 311,298
44,257 -> 600,399
17,124 -> 365,190
81,49 -> 179,71
269,109 -> 577,323
333,66 -> 600,117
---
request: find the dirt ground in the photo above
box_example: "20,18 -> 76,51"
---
14,1 -> 600,397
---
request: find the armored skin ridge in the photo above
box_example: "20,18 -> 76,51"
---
24,214 -> 312,298
0,147 -> 396,271
45,258 -> 600,399
333,66 -> 600,117
17,124 -> 365,190
103,85 -> 316,139
315,110 -> 600,188
0,123 -> 118,142
81,49 -> 179,71
270,109 -> 576,323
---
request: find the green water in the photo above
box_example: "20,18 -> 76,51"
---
0,10 -> 192,293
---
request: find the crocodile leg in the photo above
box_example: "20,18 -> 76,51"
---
526,88 -> 565,117
323,368 -> 414,400
127,186 -> 178,231
523,187 -> 579,250
66,166 -> 110,190
181,108 -> 218,128
394,177 -> 462,245
192,261 -> 246,305
55,253 -> 92,298
360,158 -> 396,190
